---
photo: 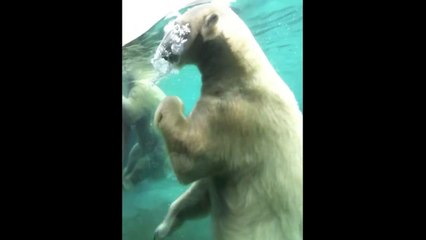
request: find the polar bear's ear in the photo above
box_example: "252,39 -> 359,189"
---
201,13 -> 220,41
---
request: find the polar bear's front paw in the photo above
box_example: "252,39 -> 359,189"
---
153,221 -> 172,240
154,96 -> 184,128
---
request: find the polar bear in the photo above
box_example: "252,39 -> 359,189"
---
152,3 -> 302,240
122,78 -> 170,190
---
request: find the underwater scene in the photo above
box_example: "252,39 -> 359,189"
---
122,0 -> 302,239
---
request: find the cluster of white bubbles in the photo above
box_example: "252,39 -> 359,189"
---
151,19 -> 191,84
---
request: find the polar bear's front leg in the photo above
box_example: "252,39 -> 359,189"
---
154,96 -> 223,184
153,179 -> 210,240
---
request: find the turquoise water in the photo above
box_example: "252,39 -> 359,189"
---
122,0 -> 302,239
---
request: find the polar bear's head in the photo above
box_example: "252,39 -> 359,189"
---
152,4 -> 226,70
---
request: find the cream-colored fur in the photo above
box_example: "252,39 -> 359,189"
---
153,3 -> 302,240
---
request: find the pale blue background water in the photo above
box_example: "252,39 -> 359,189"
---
123,0 -> 302,239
